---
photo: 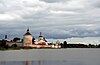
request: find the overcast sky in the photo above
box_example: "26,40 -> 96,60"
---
0,0 -> 100,39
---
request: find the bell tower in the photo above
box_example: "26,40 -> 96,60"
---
23,28 -> 33,47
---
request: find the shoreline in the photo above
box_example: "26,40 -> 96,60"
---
0,47 -> 100,51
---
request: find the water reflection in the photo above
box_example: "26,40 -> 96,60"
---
24,61 -> 43,65
0,60 -> 83,65
25,61 -> 32,65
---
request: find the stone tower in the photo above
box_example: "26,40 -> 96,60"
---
23,28 -> 32,47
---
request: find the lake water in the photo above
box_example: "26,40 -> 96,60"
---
0,48 -> 100,65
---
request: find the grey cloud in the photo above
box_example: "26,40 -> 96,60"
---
87,0 -> 100,8
0,19 -> 100,39
0,0 -> 100,39
94,2 -> 100,8
40,0 -> 67,3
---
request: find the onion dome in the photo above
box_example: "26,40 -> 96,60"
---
24,28 -> 32,35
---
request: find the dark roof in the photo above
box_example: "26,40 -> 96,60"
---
24,32 -> 32,35
39,35 -> 43,37
24,28 -> 32,35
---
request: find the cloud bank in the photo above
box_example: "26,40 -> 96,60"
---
0,0 -> 100,39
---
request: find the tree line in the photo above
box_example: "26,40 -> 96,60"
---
60,41 -> 100,48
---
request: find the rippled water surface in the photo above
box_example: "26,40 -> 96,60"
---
0,48 -> 100,65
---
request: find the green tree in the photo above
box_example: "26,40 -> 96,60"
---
32,37 -> 35,44
13,37 -> 20,42
0,39 -> 7,48
63,41 -> 67,48
11,44 -> 17,48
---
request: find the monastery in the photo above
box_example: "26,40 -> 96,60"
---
6,28 -> 61,48
22,28 -> 61,48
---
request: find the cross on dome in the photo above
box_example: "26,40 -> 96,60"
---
27,27 -> 29,32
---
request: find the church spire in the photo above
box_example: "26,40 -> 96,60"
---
27,27 -> 29,32
5,35 -> 7,39
39,32 -> 43,37
40,32 -> 42,36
